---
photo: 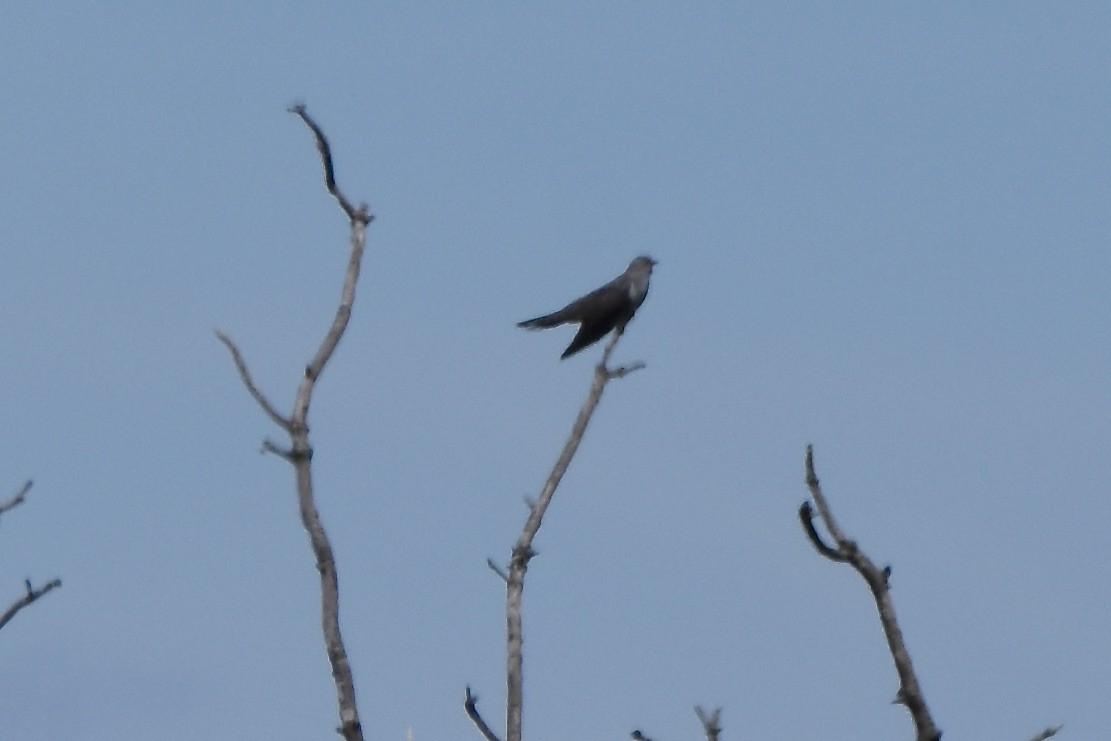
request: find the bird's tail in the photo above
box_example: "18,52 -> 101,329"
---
517,309 -> 573,329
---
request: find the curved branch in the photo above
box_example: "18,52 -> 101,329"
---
0,578 -> 61,632
215,331 -> 291,432
801,445 -> 940,741
464,686 -> 503,741
287,104 -> 372,225
0,480 -> 32,520
219,107 -> 370,741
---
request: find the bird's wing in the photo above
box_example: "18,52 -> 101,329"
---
518,274 -> 627,329
557,283 -> 631,358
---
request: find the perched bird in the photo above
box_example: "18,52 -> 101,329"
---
518,256 -> 657,359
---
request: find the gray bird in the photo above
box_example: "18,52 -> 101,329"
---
518,256 -> 657,359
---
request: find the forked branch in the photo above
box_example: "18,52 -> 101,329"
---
695,705 -> 722,741
800,445 -> 940,741
0,482 -> 62,632
467,331 -> 644,741
218,106 -> 371,741
0,578 -> 62,632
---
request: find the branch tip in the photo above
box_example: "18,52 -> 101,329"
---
463,685 -> 502,741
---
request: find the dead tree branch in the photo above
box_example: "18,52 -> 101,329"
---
463,686 -> 503,741
0,578 -> 62,632
0,480 -> 32,520
1028,725 -> 1062,741
800,445 -> 940,741
695,706 -> 722,741
0,482 -> 62,632
467,331 -> 644,741
218,106 -> 371,741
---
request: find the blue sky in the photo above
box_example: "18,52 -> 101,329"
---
1,4 -> 1108,739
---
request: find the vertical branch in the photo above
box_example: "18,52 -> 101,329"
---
467,332 -> 645,741
799,446 -> 940,741
218,106 -> 372,741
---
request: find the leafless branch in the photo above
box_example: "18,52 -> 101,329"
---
218,107 -> 371,741
801,445 -> 940,741
287,104 -> 372,225
464,686 -> 503,741
468,330 -> 644,741
1028,725 -> 1062,741
695,706 -> 722,741
486,558 -> 509,584
0,480 -> 32,519
0,578 -> 62,632
261,439 -> 294,460
215,331 -> 290,431
630,731 -> 654,740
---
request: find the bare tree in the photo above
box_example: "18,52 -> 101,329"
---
0,481 -> 62,632
217,106 -> 371,741
800,445 -> 1060,741
466,333 -> 645,741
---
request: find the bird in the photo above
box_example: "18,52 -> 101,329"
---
518,256 -> 657,359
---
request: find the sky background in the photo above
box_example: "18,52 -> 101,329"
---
1,4 -> 1108,740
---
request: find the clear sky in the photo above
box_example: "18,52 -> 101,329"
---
1,4 -> 1108,740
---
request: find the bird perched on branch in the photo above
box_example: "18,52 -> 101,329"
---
518,256 -> 657,359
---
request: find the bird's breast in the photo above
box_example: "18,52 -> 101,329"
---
628,281 -> 647,304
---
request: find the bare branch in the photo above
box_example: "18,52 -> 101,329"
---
287,104 -> 372,225
464,686 -> 503,741
1028,725 -> 1063,741
695,706 -> 722,741
219,107 -> 370,741
486,558 -> 509,584
493,329 -> 642,741
215,330 -> 291,432
0,578 -> 61,632
261,439 -> 294,461
630,731 -> 654,741
0,480 -> 32,520
801,445 -> 940,741
798,501 -> 847,562
294,214 -> 368,416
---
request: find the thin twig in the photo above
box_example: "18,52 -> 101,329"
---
215,331 -> 291,432
0,578 -> 61,632
486,559 -> 509,583
261,439 -> 294,460
287,104 -> 372,225
798,501 -> 847,562
695,706 -> 722,741
0,480 -> 32,519
1028,725 -> 1063,741
802,445 -> 940,741
464,686 -> 503,741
